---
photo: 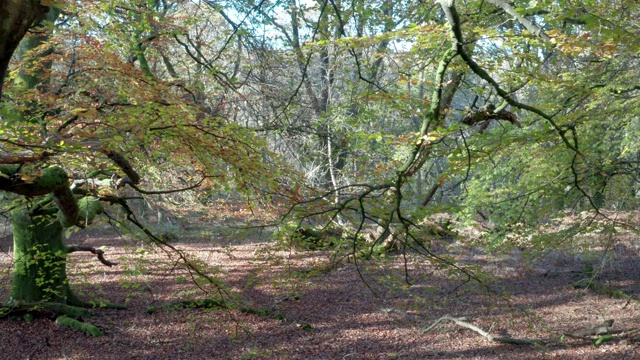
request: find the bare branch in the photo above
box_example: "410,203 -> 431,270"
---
565,319 -> 614,338
67,245 -> 117,267
426,315 -> 630,346
426,314 -> 551,345
129,175 -> 212,195
0,151 -> 53,164
485,0 -> 551,42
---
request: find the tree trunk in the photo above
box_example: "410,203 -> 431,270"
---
9,209 -> 79,305
0,1 -> 49,98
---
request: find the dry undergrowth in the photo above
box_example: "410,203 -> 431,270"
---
0,205 -> 639,359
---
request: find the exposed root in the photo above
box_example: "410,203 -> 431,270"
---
1,298 -> 125,337
56,315 -> 102,337
1,301 -> 93,319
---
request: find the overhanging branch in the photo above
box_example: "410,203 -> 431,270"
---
438,0 -> 582,156
44,136 -> 141,186
462,105 -> 521,132
128,175 -> 211,195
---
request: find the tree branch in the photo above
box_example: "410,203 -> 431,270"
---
0,165 -> 68,196
462,105 -> 521,133
485,0 -> 551,42
128,175 -> 211,195
425,315 -> 621,346
0,151 -> 54,164
101,149 -> 140,185
396,46 -> 456,179
44,136 -> 141,186
438,0 -> 582,156
67,245 -> 117,267
0,0 -> 49,98
565,319 -> 614,338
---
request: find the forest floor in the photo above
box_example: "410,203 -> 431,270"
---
0,202 -> 639,359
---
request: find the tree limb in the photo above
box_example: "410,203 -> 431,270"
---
101,149 -> 140,185
425,315 -> 622,346
128,175 -> 211,195
485,0 -> 551,42
0,151 -> 54,164
438,0 -> 582,156
44,136 -> 141,186
462,105 -> 521,133
0,165 -> 68,196
564,319 -> 614,338
396,47 -> 457,180
67,245 -> 118,267
0,0 -> 49,98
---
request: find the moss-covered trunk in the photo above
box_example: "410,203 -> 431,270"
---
9,210 -> 78,305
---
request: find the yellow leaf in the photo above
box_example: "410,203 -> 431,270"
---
20,174 -> 37,183
70,108 -> 97,117
98,189 -> 114,197
71,108 -> 88,115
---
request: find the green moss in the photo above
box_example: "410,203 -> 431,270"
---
55,315 -> 102,337
0,164 -> 20,177
10,209 -> 70,303
32,166 -> 69,193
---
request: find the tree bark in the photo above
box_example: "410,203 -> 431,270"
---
0,0 -> 49,98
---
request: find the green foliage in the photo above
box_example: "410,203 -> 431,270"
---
288,227 -> 337,251
77,196 -> 103,224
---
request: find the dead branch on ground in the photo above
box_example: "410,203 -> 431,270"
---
425,315 -> 638,346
